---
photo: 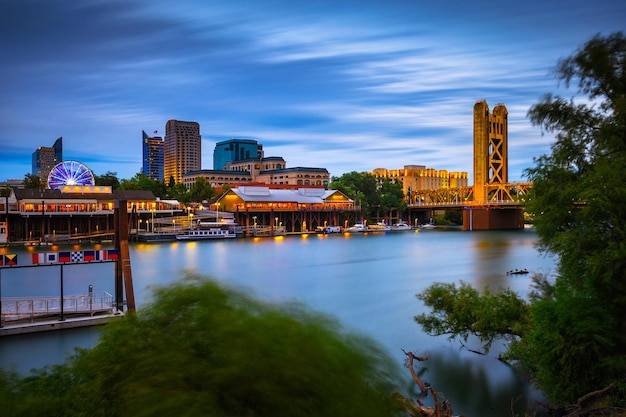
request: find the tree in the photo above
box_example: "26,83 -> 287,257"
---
330,172 -> 395,221
94,171 -> 120,189
23,173 -> 43,189
414,32 -> 626,409
0,277 -> 399,417
119,173 -> 167,198
188,177 -> 216,203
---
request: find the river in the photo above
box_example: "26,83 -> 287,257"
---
0,226 -> 556,416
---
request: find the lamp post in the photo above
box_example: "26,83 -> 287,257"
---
216,203 -> 220,223
151,208 -> 156,233
275,217 -> 278,228
253,216 -> 257,228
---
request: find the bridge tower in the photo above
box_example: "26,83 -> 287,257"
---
473,100 -> 508,202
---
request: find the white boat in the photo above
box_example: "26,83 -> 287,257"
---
390,221 -> 412,231
419,223 -> 436,230
176,228 -> 237,240
345,223 -> 368,233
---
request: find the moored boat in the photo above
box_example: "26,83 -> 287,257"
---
345,222 -> 367,233
176,228 -> 237,240
390,221 -> 412,231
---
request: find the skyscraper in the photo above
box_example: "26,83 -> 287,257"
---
164,120 -> 201,184
213,138 -> 264,170
32,137 -> 63,182
142,130 -> 164,181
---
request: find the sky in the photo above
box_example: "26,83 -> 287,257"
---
1,0 -> 624,184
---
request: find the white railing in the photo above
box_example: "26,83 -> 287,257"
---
1,292 -> 114,323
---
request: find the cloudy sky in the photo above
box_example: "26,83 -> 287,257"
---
1,0 -> 624,183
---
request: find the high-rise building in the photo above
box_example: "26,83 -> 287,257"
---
164,120 -> 201,184
142,130 -> 164,181
213,138 -> 264,170
32,137 -> 62,182
473,100 -> 508,202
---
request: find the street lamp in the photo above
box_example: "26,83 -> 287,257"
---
151,208 -> 156,233
253,216 -> 257,228
216,203 -> 220,223
275,217 -> 278,228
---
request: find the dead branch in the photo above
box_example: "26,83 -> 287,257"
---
395,350 -> 469,417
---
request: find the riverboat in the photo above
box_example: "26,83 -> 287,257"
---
175,228 -> 237,240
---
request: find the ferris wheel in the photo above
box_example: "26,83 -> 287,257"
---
47,160 -> 95,189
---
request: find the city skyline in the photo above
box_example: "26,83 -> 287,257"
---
1,1 -> 624,183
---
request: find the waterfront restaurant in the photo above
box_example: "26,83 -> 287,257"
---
214,186 -> 358,232
4,187 -> 181,242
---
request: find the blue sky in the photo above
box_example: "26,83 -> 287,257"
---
1,0 -> 624,183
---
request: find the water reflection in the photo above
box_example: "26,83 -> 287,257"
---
0,228 -> 555,416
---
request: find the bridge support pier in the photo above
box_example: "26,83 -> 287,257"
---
463,207 -> 524,231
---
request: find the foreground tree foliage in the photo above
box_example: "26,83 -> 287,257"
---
416,32 -> 626,412
0,276 -> 401,417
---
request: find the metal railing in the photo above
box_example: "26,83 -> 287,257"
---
1,291 -> 114,323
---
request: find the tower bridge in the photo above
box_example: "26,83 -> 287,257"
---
407,101 -> 532,230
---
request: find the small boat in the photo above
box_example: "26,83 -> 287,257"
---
419,223 -> 436,230
176,228 -> 237,240
345,223 -> 368,233
507,268 -> 529,275
368,222 -> 391,232
390,221 -> 412,231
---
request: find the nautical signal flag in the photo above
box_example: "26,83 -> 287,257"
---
83,250 -> 107,262
1,254 -> 18,266
107,249 -> 119,260
58,252 -> 71,262
32,252 -> 59,264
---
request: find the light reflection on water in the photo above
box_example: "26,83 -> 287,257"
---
0,227 -> 555,416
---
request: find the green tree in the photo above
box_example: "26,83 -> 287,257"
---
119,173 -> 167,198
330,172 -> 384,221
166,182 -> 189,204
1,277 -> 399,417
94,171 -> 120,189
188,177 -> 216,203
23,173 -> 43,189
415,32 -> 626,408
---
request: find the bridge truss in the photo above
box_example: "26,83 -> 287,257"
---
409,182 -> 532,207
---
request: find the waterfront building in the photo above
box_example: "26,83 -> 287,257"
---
184,140 -> 330,189
4,187 -> 181,242
372,165 -> 469,202
142,130 -> 164,181
213,138 -> 263,170
215,185 -> 356,232
164,120 -> 201,184
32,137 -> 62,182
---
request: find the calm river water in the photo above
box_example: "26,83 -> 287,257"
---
1,226 -> 556,416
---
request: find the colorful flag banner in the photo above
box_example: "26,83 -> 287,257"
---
59,252 -> 71,262
71,252 -> 83,263
4,253 -> 17,266
0,254 -> 3,266
83,250 -> 95,261
46,252 -> 58,263
107,249 -> 119,260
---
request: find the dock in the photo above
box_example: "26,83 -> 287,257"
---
1,292 -> 123,337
